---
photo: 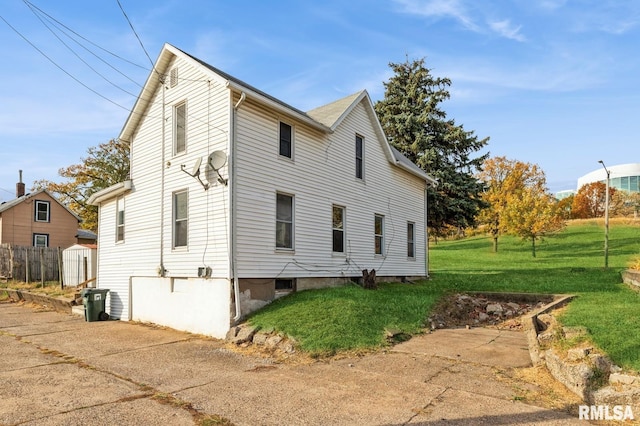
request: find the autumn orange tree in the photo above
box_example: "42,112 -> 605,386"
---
571,182 -> 618,219
34,139 -> 130,231
477,156 -> 548,252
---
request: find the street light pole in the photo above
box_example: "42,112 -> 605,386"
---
598,160 -> 610,269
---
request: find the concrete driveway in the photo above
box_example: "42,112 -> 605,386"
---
0,301 -> 589,425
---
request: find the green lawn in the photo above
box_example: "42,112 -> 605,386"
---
249,220 -> 640,369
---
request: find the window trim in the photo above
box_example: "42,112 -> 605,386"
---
374,214 -> 384,256
407,221 -> 416,259
173,100 -> 187,156
33,233 -> 49,247
279,121 -> 293,159
355,134 -> 364,179
332,205 -> 345,254
116,196 -> 125,243
34,200 -> 50,222
172,190 -> 188,249
276,192 -> 294,250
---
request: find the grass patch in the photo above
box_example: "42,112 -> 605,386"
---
248,220 -> 640,370
249,282 -> 442,356
1,281 -> 77,299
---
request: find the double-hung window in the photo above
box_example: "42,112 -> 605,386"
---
279,122 -> 292,158
173,190 -> 188,248
276,193 -> 294,249
116,197 -> 125,243
407,222 -> 415,258
174,101 -> 187,155
355,135 -> 363,179
332,205 -> 345,253
33,233 -> 48,247
374,214 -> 384,255
35,200 -> 50,222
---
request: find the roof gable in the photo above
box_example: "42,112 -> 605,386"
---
119,43 -> 435,185
0,189 -> 81,221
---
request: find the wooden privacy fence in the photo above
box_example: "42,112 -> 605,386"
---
0,244 -> 62,284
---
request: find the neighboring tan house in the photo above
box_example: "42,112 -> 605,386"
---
88,43 -> 437,338
0,176 -> 81,249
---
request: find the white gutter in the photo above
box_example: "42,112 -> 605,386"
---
87,180 -> 132,205
231,91 -> 246,323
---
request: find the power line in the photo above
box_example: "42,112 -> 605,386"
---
24,1 -> 140,98
116,0 -> 158,75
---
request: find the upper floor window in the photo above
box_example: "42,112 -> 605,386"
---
173,190 -> 188,248
407,222 -> 415,258
116,197 -> 125,243
279,122 -> 293,158
35,200 -> 50,222
332,205 -> 345,253
355,135 -> 364,179
33,233 -> 48,247
276,193 -> 294,250
374,214 -> 384,255
174,101 -> 187,155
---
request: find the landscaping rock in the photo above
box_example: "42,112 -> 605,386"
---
567,347 -> 591,361
232,325 -> 257,344
485,303 -> 503,314
609,373 -> 638,386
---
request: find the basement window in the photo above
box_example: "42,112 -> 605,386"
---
275,279 -> 295,292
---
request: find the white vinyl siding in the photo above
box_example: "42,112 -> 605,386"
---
94,53 -> 231,321
234,100 -> 427,279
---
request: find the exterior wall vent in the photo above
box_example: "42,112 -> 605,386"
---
170,67 -> 178,88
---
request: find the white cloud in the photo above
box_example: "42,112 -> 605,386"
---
392,0 -> 480,31
488,19 -> 526,42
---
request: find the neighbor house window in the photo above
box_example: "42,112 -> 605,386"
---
279,122 -> 292,158
332,205 -> 345,253
355,135 -> 364,179
407,222 -> 415,258
276,193 -> 294,249
34,200 -> 50,222
33,233 -> 48,247
173,190 -> 188,248
374,214 -> 384,255
116,196 -> 125,243
174,101 -> 187,155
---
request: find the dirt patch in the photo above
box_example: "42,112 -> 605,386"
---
427,292 -> 553,330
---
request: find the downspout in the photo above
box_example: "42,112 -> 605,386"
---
424,186 -> 429,278
158,78 -> 166,277
231,91 -> 246,323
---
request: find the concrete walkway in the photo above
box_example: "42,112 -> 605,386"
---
0,301 -> 590,425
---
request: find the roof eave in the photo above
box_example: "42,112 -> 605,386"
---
88,180 -> 132,206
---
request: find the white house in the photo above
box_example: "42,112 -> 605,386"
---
89,43 -> 436,338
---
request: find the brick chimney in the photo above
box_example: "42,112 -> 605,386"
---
16,170 -> 25,198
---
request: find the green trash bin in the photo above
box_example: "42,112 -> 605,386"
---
81,288 -> 110,322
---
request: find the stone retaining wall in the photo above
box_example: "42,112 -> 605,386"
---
524,295 -> 640,409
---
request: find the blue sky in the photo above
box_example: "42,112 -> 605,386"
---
1,0 -> 639,202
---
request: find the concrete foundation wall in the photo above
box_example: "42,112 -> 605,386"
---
131,277 -> 231,338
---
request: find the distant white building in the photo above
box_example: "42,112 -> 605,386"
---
577,163 -> 640,193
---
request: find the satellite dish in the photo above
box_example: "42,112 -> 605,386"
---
208,151 -> 227,171
181,156 -> 209,190
191,156 -> 202,176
